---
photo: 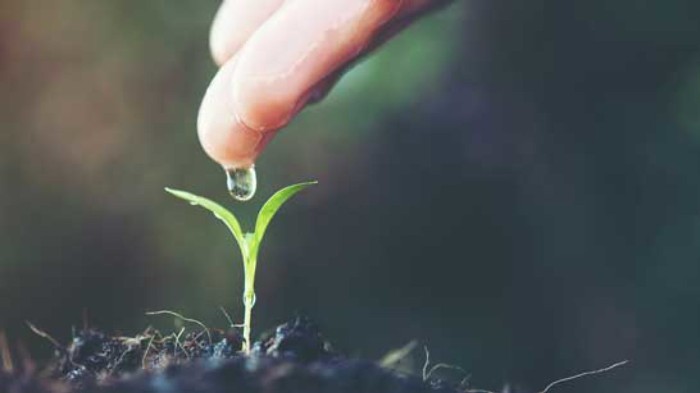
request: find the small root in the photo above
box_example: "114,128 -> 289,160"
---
463,359 -> 629,393
458,374 -> 473,390
219,306 -> 237,328
422,346 -> 431,381
145,310 -> 212,344
173,327 -> 190,359
25,322 -> 64,352
537,360 -> 629,393
218,306 -> 244,328
421,342 -> 628,393
427,363 -> 467,381
422,346 -> 468,382
114,339 -> 142,371
141,335 -> 155,369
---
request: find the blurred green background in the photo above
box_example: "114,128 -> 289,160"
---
2,1 -> 700,392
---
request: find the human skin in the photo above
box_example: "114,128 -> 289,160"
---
198,0 -> 451,169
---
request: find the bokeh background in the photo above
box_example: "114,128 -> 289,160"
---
2,1 -> 700,392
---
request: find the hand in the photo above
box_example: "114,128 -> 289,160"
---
198,0 -> 449,169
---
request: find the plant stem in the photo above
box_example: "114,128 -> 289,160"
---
242,288 -> 255,354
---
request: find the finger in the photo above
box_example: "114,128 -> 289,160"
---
198,56 -> 272,168
200,0 -> 446,168
305,0 -> 455,105
230,0 -> 403,132
210,0 -> 285,66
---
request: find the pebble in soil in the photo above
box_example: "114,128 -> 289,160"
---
0,317 -> 463,393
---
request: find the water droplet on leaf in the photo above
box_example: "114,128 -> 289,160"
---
243,292 -> 256,308
225,166 -> 257,201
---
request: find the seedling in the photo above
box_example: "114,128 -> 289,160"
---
165,181 -> 317,352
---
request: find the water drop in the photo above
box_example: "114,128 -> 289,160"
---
243,292 -> 256,308
225,166 -> 257,201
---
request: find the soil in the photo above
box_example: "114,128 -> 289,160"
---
0,317 -> 462,393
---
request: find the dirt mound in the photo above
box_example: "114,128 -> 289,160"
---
1,317 -> 458,393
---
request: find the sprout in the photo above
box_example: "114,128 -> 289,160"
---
165,181 -> 317,352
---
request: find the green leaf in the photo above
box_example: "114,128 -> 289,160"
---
165,188 -> 246,248
242,233 -> 257,274
254,181 -> 317,245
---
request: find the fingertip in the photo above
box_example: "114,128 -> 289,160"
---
198,58 -> 269,168
203,0 -> 410,166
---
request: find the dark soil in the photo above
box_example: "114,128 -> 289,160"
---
0,317 -> 462,393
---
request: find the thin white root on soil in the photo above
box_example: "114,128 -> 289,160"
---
422,346 -> 431,381
536,359 -> 629,393
141,335 -> 156,369
422,346 -> 468,381
427,363 -> 467,381
219,306 -> 245,329
145,310 -> 212,344
461,360 -> 630,393
25,322 -> 63,350
219,306 -> 235,328
421,344 -> 628,393
173,327 -> 190,359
